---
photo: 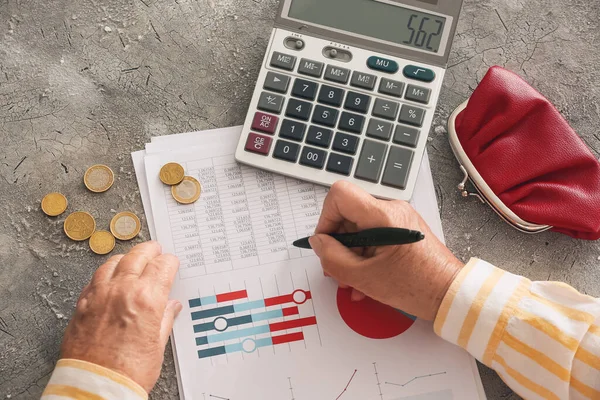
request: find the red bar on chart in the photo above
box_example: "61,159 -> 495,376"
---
271,331 -> 305,345
269,316 -> 317,332
216,290 -> 248,303
282,306 -> 299,316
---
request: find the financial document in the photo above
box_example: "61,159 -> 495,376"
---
133,127 -> 485,400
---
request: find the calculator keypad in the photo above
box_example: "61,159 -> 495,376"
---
244,47 -> 437,196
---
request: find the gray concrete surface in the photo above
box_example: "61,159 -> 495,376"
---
0,0 -> 599,398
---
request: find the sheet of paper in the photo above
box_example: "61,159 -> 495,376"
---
140,128 -> 484,400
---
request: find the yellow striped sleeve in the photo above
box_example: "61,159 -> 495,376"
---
434,258 -> 600,399
41,359 -> 147,400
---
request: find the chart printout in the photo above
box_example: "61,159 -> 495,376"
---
143,130 -> 484,400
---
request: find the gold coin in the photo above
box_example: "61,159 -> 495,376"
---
89,230 -> 116,255
110,211 -> 141,241
41,192 -> 68,217
84,164 -> 114,193
171,176 -> 201,204
159,162 -> 185,185
64,211 -> 96,241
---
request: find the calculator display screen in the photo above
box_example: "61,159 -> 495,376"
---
288,0 -> 447,53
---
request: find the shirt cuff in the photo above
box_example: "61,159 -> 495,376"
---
41,359 -> 148,400
433,257 -> 530,365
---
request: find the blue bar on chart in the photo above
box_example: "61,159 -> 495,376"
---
197,332 -> 305,359
188,289 -> 248,308
193,306 -> 300,333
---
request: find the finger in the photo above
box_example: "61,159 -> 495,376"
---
316,181 -> 383,234
309,234 -> 365,285
90,254 -> 125,285
159,300 -> 183,348
351,289 -> 366,302
140,253 -> 180,293
112,241 -> 162,279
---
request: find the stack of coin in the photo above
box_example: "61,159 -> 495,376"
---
42,163 -> 142,256
159,162 -> 202,205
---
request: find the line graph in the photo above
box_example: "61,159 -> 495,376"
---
335,369 -> 358,400
385,372 -> 447,388
373,362 -> 384,400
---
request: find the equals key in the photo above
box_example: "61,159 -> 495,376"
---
381,147 -> 414,190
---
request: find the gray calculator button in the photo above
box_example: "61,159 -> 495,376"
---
372,99 -> 399,120
264,72 -> 290,93
366,119 -> 393,141
355,140 -> 387,183
258,92 -> 285,114
324,65 -> 350,84
379,78 -> 405,97
405,85 -> 431,104
393,125 -> 420,148
399,105 -> 425,127
270,52 -> 297,71
298,59 -> 324,77
351,71 -> 376,90
381,146 -> 414,189
273,140 -> 301,162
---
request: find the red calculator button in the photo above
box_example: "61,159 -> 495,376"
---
251,112 -> 279,134
245,133 -> 272,155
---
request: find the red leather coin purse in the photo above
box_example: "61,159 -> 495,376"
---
447,66 -> 600,240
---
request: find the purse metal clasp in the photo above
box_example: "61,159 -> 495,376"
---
447,101 -> 553,234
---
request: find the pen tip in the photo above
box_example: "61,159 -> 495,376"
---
417,232 -> 425,241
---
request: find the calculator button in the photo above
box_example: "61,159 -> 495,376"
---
292,78 -> 319,101
312,105 -> 339,127
264,72 -> 290,93
245,133 -> 273,155
270,52 -> 297,71
286,99 -> 313,121
279,119 -> 306,141
399,105 -> 425,127
372,99 -> 399,120
393,125 -> 420,148
405,85 -> 431,104
344,91 -> 371,114
378,78 -> 405,98
258,92 -> 285,114
366,119 -> 393,141
367,56 -> 399,73
350,71 -> 376,90
318,85 -> 345,107
355,140 -> 387,182
298,59 -> 324,78
251,112 -> 279,134
306,126 -> 333,148
403,65 -> 435,82
324,65 -> 350,84
332,132 -> 359,155
381,146 -> 414,189
300,146 -> 327,169
338,112 -> 365,134
326,153 -> 354,176
273,140 -> 301,162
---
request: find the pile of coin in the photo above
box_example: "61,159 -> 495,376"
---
159,162 -> 202,204
41,164 -> 141,255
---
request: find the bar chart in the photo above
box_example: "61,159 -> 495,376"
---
189,273 -> 319,360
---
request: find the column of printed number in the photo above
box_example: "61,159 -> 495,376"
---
193,164 -> 231,275
166,176 -> 206,277
243,167 -> 290,264
274,173 -> 301,259
214,158 -> 258,270
285,178 -> 321,258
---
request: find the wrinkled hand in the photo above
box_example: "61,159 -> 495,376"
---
60,241 -> 181,393
309,182 -> 463,321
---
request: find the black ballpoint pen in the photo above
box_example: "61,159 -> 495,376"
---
292,227 -> 425,249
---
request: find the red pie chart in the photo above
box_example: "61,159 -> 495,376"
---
336,287 -> 416,339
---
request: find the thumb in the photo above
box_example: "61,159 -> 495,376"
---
309,234 -> 365,284
159,299 -> 183,348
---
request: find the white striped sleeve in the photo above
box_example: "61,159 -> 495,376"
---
41,359 -> 148,400
434,258 -> 600,399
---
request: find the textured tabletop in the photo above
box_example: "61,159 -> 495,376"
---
1,0 -> 599,398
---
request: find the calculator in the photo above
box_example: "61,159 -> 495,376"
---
234,0 -> 463,200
